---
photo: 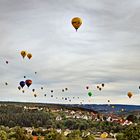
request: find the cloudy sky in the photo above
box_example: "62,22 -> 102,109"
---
0,0 -> 140,105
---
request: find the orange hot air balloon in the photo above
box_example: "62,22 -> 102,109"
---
27,53 -> 32,59
128,92 -> 132,98
21,51 -> 27,59
71,17 -> 82,31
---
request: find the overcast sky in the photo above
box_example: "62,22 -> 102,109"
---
0,0 -> 140,105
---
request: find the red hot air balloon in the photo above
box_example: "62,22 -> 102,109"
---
25,80 -> 32,87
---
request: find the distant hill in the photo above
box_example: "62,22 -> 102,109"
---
1,101 -> 140,114
64,104 -> 140,114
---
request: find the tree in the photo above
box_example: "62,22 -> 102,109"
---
0,130 -> 7,140
122,124 -> 140,140
67,130 -> 82,140
126,115 -> 137,122
83,134 -> 95,140
116,133 -> 126,140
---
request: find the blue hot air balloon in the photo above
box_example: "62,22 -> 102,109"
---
20,81 -> 25,88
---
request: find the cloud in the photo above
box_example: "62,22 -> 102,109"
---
0,0 -> 140,104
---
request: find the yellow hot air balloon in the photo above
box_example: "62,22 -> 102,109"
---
21,51 -> 27,59
27,53 -> 32,59
71,17 -> 82,31
127,92 -> 132,98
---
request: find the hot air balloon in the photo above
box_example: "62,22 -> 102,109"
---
51,95 -> 53,97
18,86 -> 21,90
5,82 -> 7,85
51,90 -> 53,93
21,51 -> 27,59
102,83 -> 105,87
6,61 -> 8,64
65,88 -> 68,91
65,98 -> 67,100
34,94 -> 37,97
62,89 -> 64,92
22,90 -> 25,93
32,89 -> 35,92
97,86 -> 99,89
99,88 -> 102,91
35,72 -> 37,74
71,17 -> 82,31
41,87 -> 43,90
88,92 -> 92,97
20,81 -> 25,88
128,92 -> 132,98
24,76 -> 26,78
25,79 -> 32,87
44,94 -> 46,97
86,86 -> 89,90
27,53 -> 32,59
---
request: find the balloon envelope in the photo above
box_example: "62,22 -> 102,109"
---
27,53 -> 32,59
88,92 -> 92,97
21,51 -> 27,58
71,17 -> 82,31
18,86 -> 21,90
25,80 -> 32,87
127,92 -> 132,98
20,81 -> 25,88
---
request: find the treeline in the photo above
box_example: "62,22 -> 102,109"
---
1,125 -> 140,140
0,126 -> 96,140
1,104 -> 140,140
0,105 -> 126,133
